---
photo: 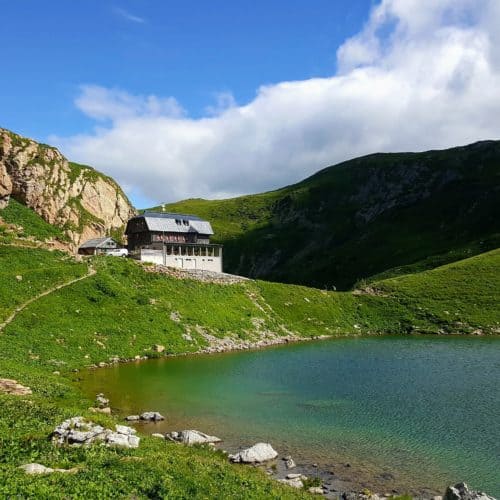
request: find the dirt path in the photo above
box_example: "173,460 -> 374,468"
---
0,267 -> 96,332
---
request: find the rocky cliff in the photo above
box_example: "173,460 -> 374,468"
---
0,128 -> 135,247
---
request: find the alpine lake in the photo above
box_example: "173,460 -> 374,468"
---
80,336 -> 500,497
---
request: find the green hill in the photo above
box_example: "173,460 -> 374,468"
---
0,210 -> 498,497
157,140 -> 500,290
1,133 -> 499,497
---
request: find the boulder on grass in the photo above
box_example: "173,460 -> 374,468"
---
19,463 -> 78,474
166,430 -> 221,445
229,443 -> 278,463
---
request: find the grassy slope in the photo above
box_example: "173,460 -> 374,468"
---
0,198 -> 67,242
376,249 -> 500,333
0,242 -> 498,497
0,245 -> 87,323
0,252 -> 308,498
158,141 -> 500,290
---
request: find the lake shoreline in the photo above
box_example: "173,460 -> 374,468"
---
79,335 -> 500,498
83,330 -> 494,371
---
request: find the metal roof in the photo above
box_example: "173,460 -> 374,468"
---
130,212 -> 214,235
142,211 -> 203,221
79,237 -> 116,249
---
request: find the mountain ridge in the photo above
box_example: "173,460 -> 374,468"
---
0,130 -> 499,498
1,126 -> 499,290
158,139 -> 500,289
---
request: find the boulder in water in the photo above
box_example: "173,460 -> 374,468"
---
140,411 -> 165,421
444,482 -> 496,500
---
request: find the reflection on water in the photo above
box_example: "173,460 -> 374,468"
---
80,336 -> 500,496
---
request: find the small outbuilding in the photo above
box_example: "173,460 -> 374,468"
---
78,237 -> 120,256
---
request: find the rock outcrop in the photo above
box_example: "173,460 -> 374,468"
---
0,128 -> 135,247
0,378 -> 32,396
52,417 -> 139,448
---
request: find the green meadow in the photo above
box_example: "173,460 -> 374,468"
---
0,239 -> 498,497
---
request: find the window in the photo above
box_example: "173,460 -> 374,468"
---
183,219 -> 189,226
175,219 -> 181,225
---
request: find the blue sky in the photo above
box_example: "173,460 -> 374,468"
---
1,1 -> 499,208
0,0 -> 371,140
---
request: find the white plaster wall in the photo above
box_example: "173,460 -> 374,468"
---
138,250 -> 222,272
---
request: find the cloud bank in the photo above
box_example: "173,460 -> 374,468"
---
55,0 -> 500,205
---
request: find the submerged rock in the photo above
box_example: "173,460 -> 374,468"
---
308,486 -> 324,495
229,443 -> 278,463
166,430 -> 221,445
444,482 -> 496,500
282,455 -> 296,469
125,415 -> 140,421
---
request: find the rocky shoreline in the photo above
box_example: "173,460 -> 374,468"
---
81,332 -> 337,371
75,339 -> 500,499
71,393 -> 497,500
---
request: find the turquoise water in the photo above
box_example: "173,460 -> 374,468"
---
81,336 -> 500,495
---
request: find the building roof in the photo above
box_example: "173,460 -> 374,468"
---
79,237 -> 116,249
129,212 -> 214,235
143,211 -> 203,221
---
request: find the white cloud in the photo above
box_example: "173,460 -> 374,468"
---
204,92 -> 237,117
113,7 -> 145,24
55,0 -> 500,206
75,85 -> 184,122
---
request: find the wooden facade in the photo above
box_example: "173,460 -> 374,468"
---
125,212 -> 222,272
